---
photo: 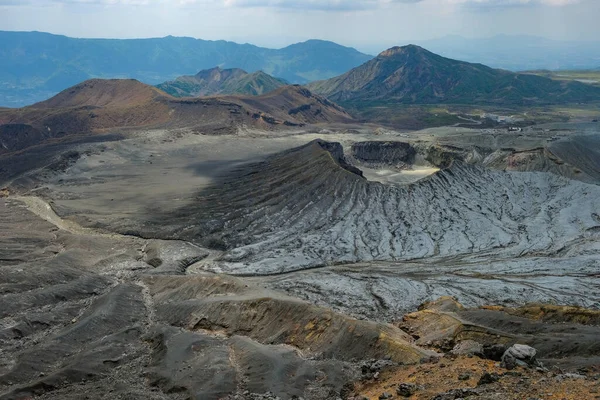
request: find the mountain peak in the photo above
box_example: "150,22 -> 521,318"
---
32,78 -> 162,109
308,45 -> 600,106
194,67 -> 247,79
379,44 -> 427,58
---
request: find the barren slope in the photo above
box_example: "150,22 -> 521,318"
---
33,79 -> 165,109
0,196 -> 434,400
0,80 -> 353,153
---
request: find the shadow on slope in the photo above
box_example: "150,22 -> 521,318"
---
143,139 -> 600,274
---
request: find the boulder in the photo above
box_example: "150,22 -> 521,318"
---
502,344 -> 538,370
396,382 -> 417,397
458,373 -> 470,381
432,388 -> 479,400
477,371 -> 500,385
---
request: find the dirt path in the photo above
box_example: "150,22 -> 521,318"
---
186,249 -> 225,274
12,195 -> 136,240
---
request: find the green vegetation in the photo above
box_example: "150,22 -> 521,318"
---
348,102 -> 600,130
522,70 -> 600,87
156,67 -> 286,97
349,104 -> 463,129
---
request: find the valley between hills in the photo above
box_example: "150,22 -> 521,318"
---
1,41 -> 600,400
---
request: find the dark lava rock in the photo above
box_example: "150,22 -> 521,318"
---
458,373 -> 471,381
482,344 -> 507,361
361,359 -> 396,376
477,371 -> 500,386
396,382 -> 417,397
317,140 -> 365,178
379,392 -> 393,399
340,382 -> 355,399
426,145 -> 466,169
432,388 -> 479,400
419,356 -> 441,364
351,141 -> 416,167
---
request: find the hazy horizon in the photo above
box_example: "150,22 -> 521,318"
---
1,0 -> 600,54
3,29 -> 600,57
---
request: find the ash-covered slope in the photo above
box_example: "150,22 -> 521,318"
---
152,139 -> 600,274
157,67 -> 286,97
0,196 -> 433,400
548,134 -> 600,182
308,45 -> 600,105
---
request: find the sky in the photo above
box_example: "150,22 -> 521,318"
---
0,0 -> 599,53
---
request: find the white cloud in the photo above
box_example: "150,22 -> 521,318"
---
223,0 -> 422,10
0,0 -> 583,8
442,0 -> 581,6
0,0 -> 203,5
223,0 -> 582,8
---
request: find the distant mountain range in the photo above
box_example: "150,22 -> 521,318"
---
0,31 -> 371,107
157,67 -> 286,97
308,45 -> 600,107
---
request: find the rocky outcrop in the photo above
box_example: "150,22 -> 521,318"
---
501,344 -> 539,370
398,298 -> 600,367
350,141 -> 416,168
317,140 -> 365,177
450,340 -> 484,357
425,144 -> 468,168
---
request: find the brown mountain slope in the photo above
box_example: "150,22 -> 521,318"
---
230,85 -> 353,125
163,85 -> 354,135
0,79 -> 172,144
0,79 -> 353,153
33,79 -> 165,109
